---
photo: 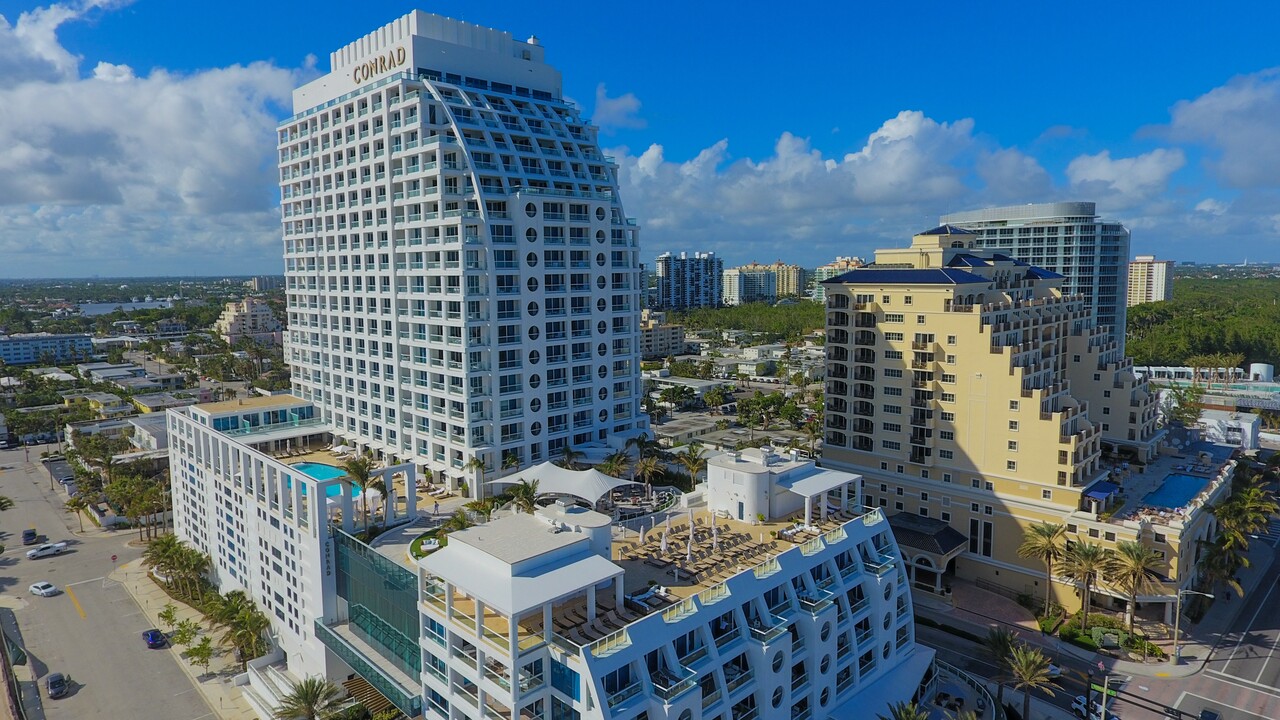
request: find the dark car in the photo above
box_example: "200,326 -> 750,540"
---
142,628 -> 166,648
45,672 -> 68,699
22,529 -> 38,545
1199,711 -> 1221,720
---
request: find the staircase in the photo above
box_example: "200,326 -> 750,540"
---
342,675 -> 394,715
242,660 -> 297,720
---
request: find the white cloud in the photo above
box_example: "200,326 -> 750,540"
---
591,83 -> 646,131
976,148 -> 1052,202
1065,148 -> 1185,209
0,1 -> 298,275
1195,198 -> 1229,215
1166,67 -> 1280,188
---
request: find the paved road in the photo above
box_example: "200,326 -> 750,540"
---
0,449 -> 213,720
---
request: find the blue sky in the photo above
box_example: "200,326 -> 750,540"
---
3,0 -> 1280,276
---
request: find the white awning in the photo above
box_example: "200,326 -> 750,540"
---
487,461 -> 640,503
778,467 -> 861,499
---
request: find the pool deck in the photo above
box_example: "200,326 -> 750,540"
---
1100,444 -> 1236,528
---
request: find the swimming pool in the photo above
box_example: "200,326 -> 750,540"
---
291,462 -> 359,498
1142,473 -> 1209,510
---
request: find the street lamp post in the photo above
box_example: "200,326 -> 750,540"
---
1173,589 -> 1215,664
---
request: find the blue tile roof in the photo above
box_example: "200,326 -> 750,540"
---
821,267 -> 992,285
919,224 -> 976,236
946,254 -> 990,268
990,253 -> 1029,266
1025,267 -> 1064,280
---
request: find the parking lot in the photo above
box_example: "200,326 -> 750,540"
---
0,448 -> 213,720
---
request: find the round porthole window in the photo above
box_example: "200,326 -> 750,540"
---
820,623 -> 831,642
883,613 -> 891,630
883,583 -> 893,601
526,252 -> 539,267
597,342 -> 607,356
525,202 -> 537,218
526,228 -> 538,242
527,302 -> 539,316
882,642 -> 891,660
595,253 -> 606,266
772,653 -> 784,672
596,298 -> 606,311
598,387 -> 608,400
529,374 -> 541,389
527,277 -> 539,292
597,320 -> 607,334
820,655 -> 831,674
596,276 -> 606,289
679,711 -> 692,720
528,350 -> 540,365
530,421 -> 542,436
530,398 -> 541,412
597,365 -> 608,378
527,326 -> 540,340
598,409 -> 608,422
595,207 -> 606,221
771,687 -> 783,708
820,688 -> 830,707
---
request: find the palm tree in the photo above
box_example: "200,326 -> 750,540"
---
464,498 -> 498,522
273,676 -> 345,720
502,452 -> 521,473
984,627 -> 1017,707
597,451 -> 630,479
64,495 -> 89,532
338,455 -> 375,531
176,546 -> 211,600
1017,522 -> 1067,617
508,479 -> 540,514
876,700 -> 931,720
676,443 -> 707,484
1111,540 -> 1163,634
0,495 -> 13,512
634,456 -> 663,497
143,533 -> 183,584
1061,540 -> 1114,631
1008,644 -> 1056,720
364,471 -> 388,525
1196,536 -> 1245,597
439,510 -> 474,543
802,419 -> 823,457
463,455 -> 488,499
221,605 -> 271,668
557,445 -> 584,471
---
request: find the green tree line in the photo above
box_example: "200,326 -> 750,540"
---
671,301 -> 825,342
1127,279 -> 1280,366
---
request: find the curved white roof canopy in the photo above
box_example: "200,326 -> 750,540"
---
487,461 -> 641,503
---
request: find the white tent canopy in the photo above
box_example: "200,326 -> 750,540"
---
487,461 -> 640,503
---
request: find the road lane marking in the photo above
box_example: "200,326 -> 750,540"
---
66,576 -> 105,587
1179,690 -> 1271,720
64,585 -> 87,619
1221,573 -> 1280,673
1204,669 -> 1280,699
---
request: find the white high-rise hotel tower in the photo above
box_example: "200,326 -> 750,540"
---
279,12 -> 646,492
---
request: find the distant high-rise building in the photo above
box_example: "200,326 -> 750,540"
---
812,257 -> 866,302
213,297 -> 283,346
654,251 -> 722,310
1127,255 -> 1173,306
738,261 -> 808,298
722,266 -> 778,305
940,202 -> 1130,351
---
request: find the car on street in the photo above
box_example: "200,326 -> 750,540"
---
1072,695 -> 1106,719
1198,711 -> 1221,720
142,628 -> 167,648
29,582 -> 59,597
1047,663 -> 1062,678
22,528 -> 38,545
45,672 -> 68,699
26,542 -> 68,559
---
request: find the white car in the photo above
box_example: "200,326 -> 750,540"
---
1072,695 -> 1106,719
29,582 -> 59,597
1048,663 -> 1063,678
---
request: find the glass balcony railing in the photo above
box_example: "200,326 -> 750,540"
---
747,614 -> 789,645
652,665 -> 697,702
864,552 -> 896,576
797,587 -> 835,615
606,680 -> 643,708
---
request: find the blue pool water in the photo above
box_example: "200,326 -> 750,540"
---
1143,473 -> 1209,510
291,462 -> 358,497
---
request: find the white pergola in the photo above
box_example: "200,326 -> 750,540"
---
780,468 -> 858,527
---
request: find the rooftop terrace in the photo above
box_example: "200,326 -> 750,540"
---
1084,441 -> 1236,529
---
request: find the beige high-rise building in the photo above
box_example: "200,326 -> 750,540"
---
214,297 -> 283,346
818,226 -> 1227,625
812,256 -> 865,301
639,309 -> 686,359
1127,254 -> 1174,306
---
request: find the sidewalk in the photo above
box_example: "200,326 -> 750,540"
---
916,540 -> 1275,679
112,559 -> 258,720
